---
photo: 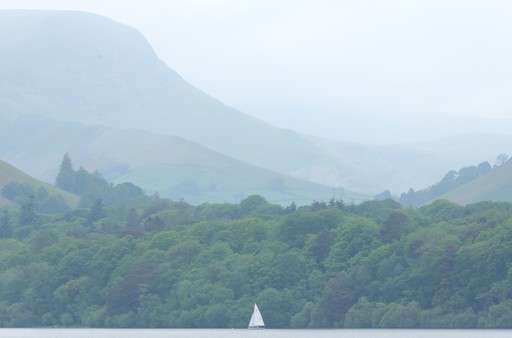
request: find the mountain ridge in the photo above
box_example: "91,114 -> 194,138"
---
0,9 -> 363,194
1,9 -> 512,200
0,113 -> 364,204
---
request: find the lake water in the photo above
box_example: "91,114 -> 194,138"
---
0,329 -> 510,338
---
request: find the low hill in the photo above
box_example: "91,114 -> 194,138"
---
0,160 -> 79,208
0,114 -> 365,205
400,161 -> 492,207
436,159 -> 512,204
306,133 -> 512,195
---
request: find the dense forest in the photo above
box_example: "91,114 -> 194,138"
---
1,191 -> 512,328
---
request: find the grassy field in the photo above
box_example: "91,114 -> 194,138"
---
0,160 -> 80,207
437,159 -> 512,204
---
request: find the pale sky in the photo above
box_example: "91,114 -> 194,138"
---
1,0 -> 511,142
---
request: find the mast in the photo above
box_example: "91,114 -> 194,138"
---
248,303 -> 265,328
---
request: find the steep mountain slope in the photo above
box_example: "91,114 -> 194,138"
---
0,159 -> 79,207
1,10 -> 511,197
0,113 -> 362,204
0,10 -> 330,175
436,159 -> 512,204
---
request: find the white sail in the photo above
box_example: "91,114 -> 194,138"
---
248,303 -> 265,329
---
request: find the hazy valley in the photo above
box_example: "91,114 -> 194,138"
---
2,8 -> 512,329
1,10 -> 512,206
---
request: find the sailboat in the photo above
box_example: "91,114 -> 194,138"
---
248,303 -> 265,329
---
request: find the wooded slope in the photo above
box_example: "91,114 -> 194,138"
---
1,197 -> 511,328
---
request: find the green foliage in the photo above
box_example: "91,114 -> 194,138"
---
400,161 -> 492,207
2,183 -> 70,214
55,154 -> 151,208
87,198 -> 106,225
55,153 -> 75,193
18,196 -> 38,226
1,182 -> 34,203
0,195 -> 512,328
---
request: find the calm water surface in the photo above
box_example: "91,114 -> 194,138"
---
0,329 -> 510,338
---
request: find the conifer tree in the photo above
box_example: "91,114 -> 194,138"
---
87,197 -> 106,224
55,153 -> 76,193
19,195 -> 38,226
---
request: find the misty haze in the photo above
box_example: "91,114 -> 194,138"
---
0,1 -> 512,331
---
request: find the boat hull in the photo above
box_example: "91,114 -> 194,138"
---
248,325 -> 265,329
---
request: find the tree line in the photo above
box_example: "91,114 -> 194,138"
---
400,161 -> 492,207
1,191 -> 512,328
54,153 -> 152,208
400,154 -> 510,207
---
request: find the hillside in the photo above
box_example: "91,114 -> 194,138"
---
399,161 -> 493,207
307,133 -> 512,194
1,10 -> 512,197
436,159 -> 512,204
1,196 -> 512,327
0,160 -> 79,208
0,9 -> 333,175
0,114 -> 364,205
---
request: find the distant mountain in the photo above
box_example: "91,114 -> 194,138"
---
0,9 -> 379,197
0,159 -> 79,208
306,133 -> 512,194
435,159 -> 512,204
1,10 -> 511,199
0,10 -> 331,175
0,113 -> 361,205
240,101 -> 512,144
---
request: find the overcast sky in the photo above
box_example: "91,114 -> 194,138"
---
1,0 -> 511,142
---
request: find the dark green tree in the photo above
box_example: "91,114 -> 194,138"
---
18,195 -> 38,226
380,211 -> 408,243
126,208 -> 140,228
311,228 -> 332,265
319,272 -> 357,326
55,153 -> 76,193
239,195 -> 268,216
0,210 -> 13,237
1,182 -> 34,202
87,198 -> 106,224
